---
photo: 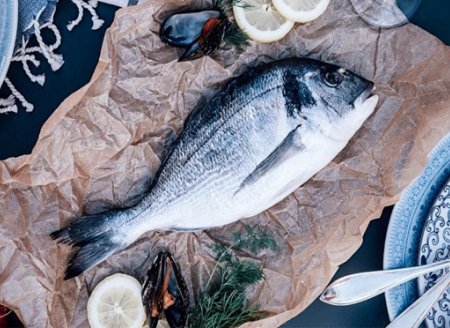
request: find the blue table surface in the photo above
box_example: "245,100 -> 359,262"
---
0,1 -> 449,327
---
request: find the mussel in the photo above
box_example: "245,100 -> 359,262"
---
142,252 -> 189,328
160,10 -> 227,61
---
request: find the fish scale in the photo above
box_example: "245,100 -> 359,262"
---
145,89 -> 290,228
51,58 -> 378,279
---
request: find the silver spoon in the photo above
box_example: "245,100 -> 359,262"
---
387,271 -> 450,328
320,258 -> 450,305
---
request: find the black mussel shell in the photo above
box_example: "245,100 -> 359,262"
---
142,252 -> 166,328
179,18 -> 227,61
142,252 -> 189,328
160,10 -> 221,47
163,254 -> 190,328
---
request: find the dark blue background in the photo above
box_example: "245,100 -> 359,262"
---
0,0 -> 449,327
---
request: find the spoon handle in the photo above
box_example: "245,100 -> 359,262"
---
387,271 -> 450,328
320,258 -> 450,305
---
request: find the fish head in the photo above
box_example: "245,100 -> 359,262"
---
292,59 -> 379,141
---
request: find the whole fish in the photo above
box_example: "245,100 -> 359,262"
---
51,58 -> 378,279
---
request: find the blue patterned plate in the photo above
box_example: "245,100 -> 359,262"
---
384,133 -> 450,323
0,0 -> 18,89
417,179 -> 450,328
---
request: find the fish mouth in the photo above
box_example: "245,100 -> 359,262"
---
353,85 -> 378,110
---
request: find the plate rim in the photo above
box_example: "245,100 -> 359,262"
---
0,0 -> 18,89
383,133 -> 450,321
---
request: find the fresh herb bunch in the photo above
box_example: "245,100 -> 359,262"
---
187,225 -> 277,328
233,224 -> 278,255
213,0 -> 251,12
213,0 -> 250,52
223,22 -> 249,52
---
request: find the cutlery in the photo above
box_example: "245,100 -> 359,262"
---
320,258 -> 450,305
387,271 -> 450,328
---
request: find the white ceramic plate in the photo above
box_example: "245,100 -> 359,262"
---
0,0 -> 18,88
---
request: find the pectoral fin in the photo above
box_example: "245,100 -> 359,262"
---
236,126 -> 304,194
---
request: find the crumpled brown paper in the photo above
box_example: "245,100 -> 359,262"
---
1,0 -> 450,327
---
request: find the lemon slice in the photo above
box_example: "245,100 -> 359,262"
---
272,0 -> 331,23
233,0 -> 294,43
87,273 -> 146,328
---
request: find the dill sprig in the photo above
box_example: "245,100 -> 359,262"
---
212,0 -> 250,52
233,224 -> 278,255
187,225 -> 277,328
213,0 -> 251,12
223,21 -> 250,52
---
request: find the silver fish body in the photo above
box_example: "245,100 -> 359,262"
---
51,58 -> 378,278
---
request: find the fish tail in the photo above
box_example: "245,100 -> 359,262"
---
50,211 -> 129,279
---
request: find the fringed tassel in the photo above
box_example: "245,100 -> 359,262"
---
2,78 -> 34,113
0,0 -> 104,114
0,94 -> 18,114
68,0 -> 104,31
11,7 -> 64,86
0,8 -> 62,113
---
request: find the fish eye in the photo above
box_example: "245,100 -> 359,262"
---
324,71 -> 344,88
